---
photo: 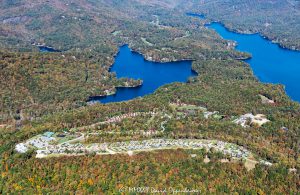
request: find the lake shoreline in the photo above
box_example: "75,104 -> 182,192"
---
188,12 -> 300,103
89,45 -> 197,104
205,21 -> 300,52
187,11 -> 300,51
206,21 -> 300,103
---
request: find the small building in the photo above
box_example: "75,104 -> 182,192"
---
233,113 -> 270,127
15,143 -> 28,153
43,132 -> 55,138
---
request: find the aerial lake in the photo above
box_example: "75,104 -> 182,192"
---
39,46 -> 61,52
206,22 -> 300,102
91,45 -> 196,103
40,17 -> 300,103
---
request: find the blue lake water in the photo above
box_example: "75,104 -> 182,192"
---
90,45 -> 196,103
206,22 -> 300,102
186,13 -> 205,19
39,46 -> 60,52
40,15 -> 300,103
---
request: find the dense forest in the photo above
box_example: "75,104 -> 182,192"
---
1,150 -> 299,194
0,0 -> 248,123
0,0 -> 299,193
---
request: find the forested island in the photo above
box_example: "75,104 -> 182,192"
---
0,0 -> 299,194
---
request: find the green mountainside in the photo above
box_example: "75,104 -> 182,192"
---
0,0 -> 299,194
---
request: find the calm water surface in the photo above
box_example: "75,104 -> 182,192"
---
206,22 -> 300,102
92,45 -> 196,103
41,16 -> 300,103
39,46 -> 61,52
